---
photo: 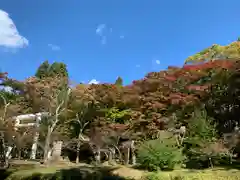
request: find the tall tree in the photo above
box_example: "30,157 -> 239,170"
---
48,62 -> 68,78
35,60 -> 50,79
35,61 -> 69,79
43,86 -> 71,163
115,77 -> 123,86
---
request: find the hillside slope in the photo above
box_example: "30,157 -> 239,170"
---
185,41 -> 240,64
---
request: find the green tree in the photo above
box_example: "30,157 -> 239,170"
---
114,76 -> 123,86
137,135 -> 184,171
187,108 -> 217,141
185,41 -> 240,64
35,61 -> 68,79
35,60 -> 50,79
48,62 -> 68,78
183,108 -> 226,169
105,107 -> 131,124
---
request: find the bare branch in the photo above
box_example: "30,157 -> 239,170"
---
51,88 -> 71,132
0,93 -> 10,122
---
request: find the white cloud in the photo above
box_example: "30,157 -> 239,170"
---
88,79 -> 99,84
96,24 -> 106,36
101,36 -> 106,45
96,24 -> 108,45
48,44 -> 60,51
0,9 -> 28,49
135,64 -> 140,68
155,60 -> 160,65
96,24 -> 125,45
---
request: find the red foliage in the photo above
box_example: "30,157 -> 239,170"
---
109,123 -> 129,131
183,60 -> 234,71
84,59 -> 239,138
186,85 -> 210,91
164,76 -> 177,81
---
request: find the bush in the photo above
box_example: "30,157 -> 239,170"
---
137,137 -> 184,171
142,172 -> 185,180
183,109 -> 231,169
184,140 -> 232,169
186,109 -> 217,141
142,172 -> 160,180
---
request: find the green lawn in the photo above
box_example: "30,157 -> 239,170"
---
143,168 -> 240,180
5,164 -> 240,180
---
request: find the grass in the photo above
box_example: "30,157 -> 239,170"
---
3,163 -> 240,180
142,168 -> 240,180
5,164 -> 129,180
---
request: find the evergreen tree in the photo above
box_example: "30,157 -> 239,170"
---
48,62 -> 68,78
35,61 -> 68,79
115,76 -> 123,86
35,60 -> 50,79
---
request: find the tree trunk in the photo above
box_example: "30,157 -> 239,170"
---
30,131 -> 40,159
131,151 -> 136,165
124,148 -> 130,165
95,148 -> 101,164
108,148 -> 115,164
43,127 -> 52,163
18,149 -> 21,160
5,146 -> 12,159
131,141 -> 136,165
75,141 -> 81,164
108,151 -> 113,163
47,148 -> 52,160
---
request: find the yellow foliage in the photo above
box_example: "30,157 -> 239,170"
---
185,41 -> 240,64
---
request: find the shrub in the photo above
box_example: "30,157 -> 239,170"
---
137,137 -> 184,171
142,172 -> 160,180
186,109 -> 217,141
184,139 -> 232,169
142,173 -> 184,180
183,109 -> 231,168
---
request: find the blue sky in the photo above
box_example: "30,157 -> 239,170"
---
0,1 -> 240,85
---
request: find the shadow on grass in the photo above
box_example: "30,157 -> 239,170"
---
132,160 -> 240,173
4,166 -> 134,180
132,164 -> 175,172
216,161 -> 240,171
0,170 -> 14,179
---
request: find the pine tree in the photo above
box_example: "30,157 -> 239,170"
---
35,61 -> 69,79
48,62 -> 68,78
35,60 -> 50,79
115,76 -> 123,86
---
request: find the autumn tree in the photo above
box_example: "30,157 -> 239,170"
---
65,85 -> 98,163
1,70 -> 71,162
116,59 -> 236,139
205,60 -> 240,134
43,86 -> 71,163
11,127 -> 35,159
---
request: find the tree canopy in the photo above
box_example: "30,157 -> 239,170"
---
2,41 -> 240,170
